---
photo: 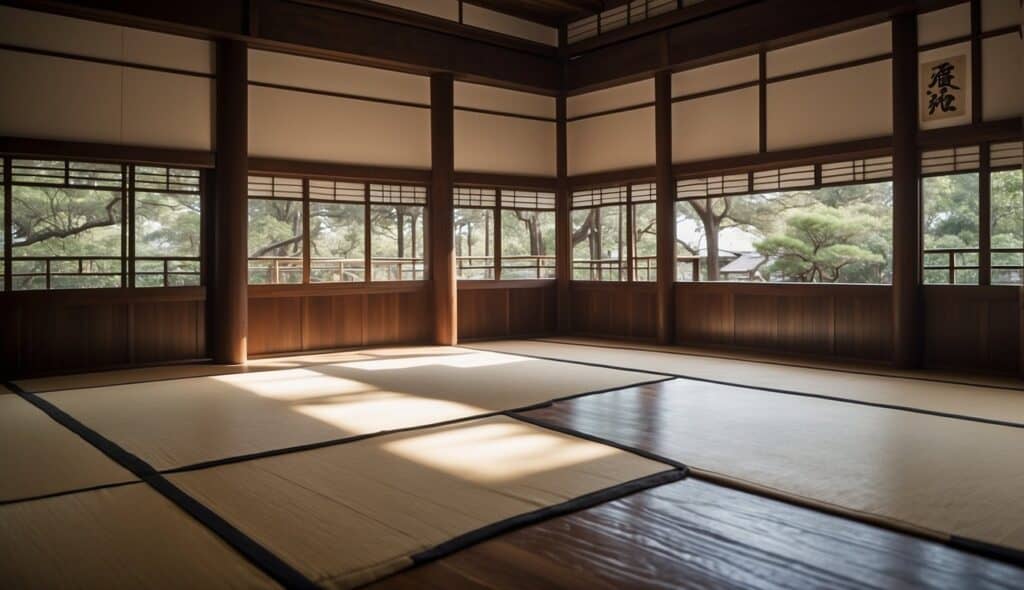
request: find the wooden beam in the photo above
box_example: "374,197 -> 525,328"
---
556,94 -> 572,333
0,137 -> 214,168
210,39 -> 248,364
891,14 -> 921,369
654,71 -> 675,344
430,73 -> 457,345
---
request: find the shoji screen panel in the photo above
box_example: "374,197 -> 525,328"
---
0,6 -> 214,148
982,33 -> 1022,121
247,50 -> 431,167
980,0 -> 1020,31
671,56 -> 760,163
918,3 -> 971,45
767,60 -> 893,151
461,4 -> 558,46
568,80 -> 655,175
454,82 -> 556,175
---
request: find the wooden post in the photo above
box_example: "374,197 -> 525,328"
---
891,14 -> 922,369
556,94 -> 572,334
655,70 -> 676,344
430,73 -> 457,345
1019,0 -> 1023,379
210,39 -> 248,364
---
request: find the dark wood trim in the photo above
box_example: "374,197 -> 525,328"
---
453,105 -> 556,122
0,137 -> 215,168
246,281 -> 425,298
210,39 -> 248,364
247,157 -> 431,183
654,71 -> 675,344
247,80 -> 430,110
673,137 -> 893,179
978,142 -> 991,285
670,80 -> 759,104
3,155 -> 11,292
457,279 -> 556,291
453,171 -> 557,190
891,13 -> 921,369
556,94 -> 571,334
758,50 -> 767,153
917,118 -> 1024,148
568,166 -> 658,191
566,101 -> 657,123
430,73 -> 457,345
301,178 -> 311,285
764,52 -> 893,85
0,286 -> 206,305
969,0 -> 982,125
0,42 -> 214,78
916,25 -> 1018,52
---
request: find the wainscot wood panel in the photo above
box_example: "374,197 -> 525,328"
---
247,283 -> 431,356
675,283 -> 893,363
457,281 -> 556,341
569,282 -> 658,341
923,286 -> 1020,375
0,288 -> 206,378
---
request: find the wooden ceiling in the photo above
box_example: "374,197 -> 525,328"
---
463,0 -> 631,27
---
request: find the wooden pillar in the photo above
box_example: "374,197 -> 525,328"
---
891,14 -> 922,369
655,71 -> 675,344
210,39 -> 248,364
556,94 -> 571,334
430,73 -> 457,345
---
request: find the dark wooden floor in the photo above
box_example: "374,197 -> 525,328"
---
369,381 -> 1024,590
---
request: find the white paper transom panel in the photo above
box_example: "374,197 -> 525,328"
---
567,107 -> 656,176
122,69 -> 213,150
0,6 -> 212,74
767,60 -> 893,151
249,85 -> 430,168
767,23 -> 892,78
248,49 -> 430,105
981,0 -> 1021,31
462,4 -> 558,45
672,55 -> 759,97
982,33 -> 1023,121
455,112 -> 555,175
568,79 -> 655,118
918,3 -> 971,45
373,0 -> 459,21
454,82 -> 555,119
673,86 -> 759,163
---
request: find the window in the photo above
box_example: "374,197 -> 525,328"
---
921,143 -> 1022,285
247,176 -> 303,285
133,166 -> 202,287
454,188 -> 496,280
453,187 -> 556,280
309,180 -> 365,283
4,158 -> 203,291
571,183 -> 656,282
370,184 -> 426,281
676,158 -> 894,284
501,190 -> 556,279
247,176 -> 427,285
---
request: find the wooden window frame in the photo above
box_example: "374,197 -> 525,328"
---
569,182 -> 656,283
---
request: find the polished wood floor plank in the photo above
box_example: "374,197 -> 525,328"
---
369,380 -> 1024,589
370,476 -> 1023,589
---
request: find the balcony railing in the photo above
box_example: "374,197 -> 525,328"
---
923,247 -> 1024,284
454,255 -> 556,279
247,256 -> 426,284
11,255 -> 200,290
574,255 -> 700,281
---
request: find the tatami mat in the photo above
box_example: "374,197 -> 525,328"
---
0,483 -> 280,589
36,347 -> 661,470
472,339 -> 1024,426
524,379 -> 1024,554
0,393 -> 136,503
168,415 -> 678,589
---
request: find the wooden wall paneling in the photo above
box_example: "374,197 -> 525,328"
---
431,73 -> 457,345
833,291 -> 894,361
675,285 -> 735,346
246,295 -> 303,355
774,293 -> 833,354
302,294 -> 365,351
210,39 -> 248,364
398,290 -> 431,343
130,300 -> 205,363
507,284 -> 556,336
924,286 -> 1020,374
732,292 -> 779,349
365,292 -> 401,346
891,13 -> 922,368
457,288 -> 509,340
